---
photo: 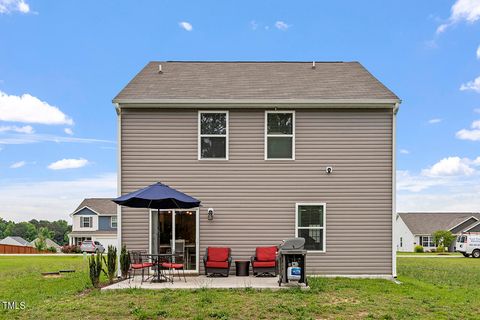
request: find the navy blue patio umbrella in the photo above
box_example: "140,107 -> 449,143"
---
112,182 -> 201,209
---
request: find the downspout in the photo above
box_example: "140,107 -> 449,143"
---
392,102 -> 399,277
115,103 -> 122,276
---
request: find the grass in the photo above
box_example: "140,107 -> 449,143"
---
397,251 -> 462,256
0,256 -> 479,319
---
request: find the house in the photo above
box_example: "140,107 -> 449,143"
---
113,61 -> 400,277
68,198 -> 118,249
396,212 -> 480,252
30,238 -> 62,252
0,236 -> 32,247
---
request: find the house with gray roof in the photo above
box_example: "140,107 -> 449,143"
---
68,198 -> 117,250
114,61 -> 400,277
396,212 -> 480,252
0,236 -> 32,247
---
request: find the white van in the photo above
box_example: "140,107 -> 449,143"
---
456,233 -> 480,258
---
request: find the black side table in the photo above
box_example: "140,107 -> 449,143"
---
235,260 -> 250,276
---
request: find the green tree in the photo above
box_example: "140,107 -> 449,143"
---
5,222 -> 37,241
432,230 -> 456,248
38,227 -> 54,239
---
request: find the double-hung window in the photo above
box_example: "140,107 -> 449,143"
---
198,111 -> 228,160
111,216 -> 118,228
420,236 -> 434,247
295,203 -> 326,251
80,216 -> 92,228
265,111 -> 295,160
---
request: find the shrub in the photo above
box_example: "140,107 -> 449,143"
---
61,245 -> 81,254
120,245 -> 131,279
89,253 -> 103,288
414,245 -> 424,253
437,245 -> 445,253
432,230 -> 456,248
34,237 -> 47,251
103,245 -> 117,284
47,246 -> 57,253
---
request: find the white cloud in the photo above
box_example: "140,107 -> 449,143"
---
9,160 -> 26,169
460,76 -> 480,92
456,119 -> 480,141
428,118 -> 442,124
436,0 -> 480,34
397,170 -> 448,192
400,149 -> 410,154
0,125 -> 34,134
0,90 -> 73,125
474,108 -> 480,113
48,158 -> 89,170
0,173 -> 116,221
250,20 -> 258,30
398,189 -> 480,212
179,21 -> 193,31
0,0 -> 30,14
64,128 -> 73,135
477,45 -> 480,59
421,156 -> 477,177
275,21 -> 290,31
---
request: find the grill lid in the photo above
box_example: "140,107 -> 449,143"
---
279,237 -> 305,250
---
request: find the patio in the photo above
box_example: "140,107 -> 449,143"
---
102,275 -> 309,290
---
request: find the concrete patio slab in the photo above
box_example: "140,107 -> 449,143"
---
102,275 -> 308,290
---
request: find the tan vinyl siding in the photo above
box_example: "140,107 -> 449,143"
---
120,108 -> 393,275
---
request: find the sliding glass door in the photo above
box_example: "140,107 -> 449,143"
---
151,209 -> 198,271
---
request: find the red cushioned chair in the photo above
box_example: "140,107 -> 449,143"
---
130,250 -> 154,283
251,246 -> 278,277
203,247 -> 232,277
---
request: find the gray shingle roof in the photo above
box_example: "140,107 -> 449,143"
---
398,212 -> 480,235
113,61 -> 399,103
73,198 -> 117,216
10,236 -> 30,246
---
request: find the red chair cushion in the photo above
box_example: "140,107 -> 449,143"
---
142,262 -> 154,267
206,261 -> 229,268
162,263 -> 183,269
207,247 -> 230,262
256,246 -> 277,261
131,263 -> 145,269
253,261 -> 276,268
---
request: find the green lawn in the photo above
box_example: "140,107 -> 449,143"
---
0,256 -> 479,319
397,251 -> 462,256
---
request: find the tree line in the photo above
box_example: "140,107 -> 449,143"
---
0,217 -> 71,246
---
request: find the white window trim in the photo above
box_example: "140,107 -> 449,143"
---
198,110 -> 229,160
295,202 -> 326,253
265,110 -> 295,160
80,216 -> 93,228
111,216 -> 118,228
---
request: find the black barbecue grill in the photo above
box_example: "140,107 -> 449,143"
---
277,237 -> 308,286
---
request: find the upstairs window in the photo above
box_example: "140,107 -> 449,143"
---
265,111 -> 295,160
199,111 -> 228,160
80,216 -> 92,228
111,216 -> 118,228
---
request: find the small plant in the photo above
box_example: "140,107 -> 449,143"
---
34,237 -> 47,251
414,245 -> 424,253
437,245 -> 445,253
89,253 -> 103,288
103,245 -> 117,284
120,245 -> 131,279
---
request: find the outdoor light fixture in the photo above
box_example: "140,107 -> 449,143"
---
207,208 -> 214,221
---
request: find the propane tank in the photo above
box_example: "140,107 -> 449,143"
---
287,261 -> 301,281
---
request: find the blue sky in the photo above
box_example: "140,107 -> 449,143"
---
0,0 -> 479,221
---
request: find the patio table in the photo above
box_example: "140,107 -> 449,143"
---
144,253 -> 174,283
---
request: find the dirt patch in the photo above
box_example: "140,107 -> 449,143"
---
42,273 -> 62,278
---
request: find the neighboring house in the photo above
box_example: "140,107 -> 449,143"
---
113,61 -> 400,277
30,238 -> 62,252
0,236 -> 32,247
396,212 -> 480,252
68,198 -> 118,249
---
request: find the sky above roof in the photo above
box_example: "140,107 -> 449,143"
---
0,0 -> 479,221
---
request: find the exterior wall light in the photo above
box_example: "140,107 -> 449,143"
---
207,208 -> 214,221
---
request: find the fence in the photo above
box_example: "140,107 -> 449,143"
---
0,243 -> 47,254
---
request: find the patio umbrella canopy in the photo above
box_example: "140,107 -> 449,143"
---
113,182 -> 201,209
